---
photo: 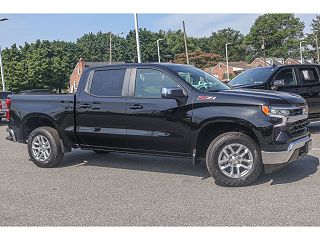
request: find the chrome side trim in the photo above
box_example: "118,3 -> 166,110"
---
261,136 -> 311,165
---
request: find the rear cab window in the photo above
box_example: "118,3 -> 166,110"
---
89,69 -> 126,97
297,67 -> 320,85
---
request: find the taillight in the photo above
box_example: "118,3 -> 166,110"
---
0,100 -> 2,110
5,98 -> 11,121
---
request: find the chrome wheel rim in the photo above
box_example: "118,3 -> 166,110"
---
31,135 -> 51,162
218,143 -> 253,179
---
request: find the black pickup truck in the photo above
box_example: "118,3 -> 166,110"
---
229,64 -> 320,121
6,63 -> 311,186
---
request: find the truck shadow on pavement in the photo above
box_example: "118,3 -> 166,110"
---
59,150 -> 319,186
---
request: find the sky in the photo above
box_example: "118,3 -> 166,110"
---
0,14 -> 318,49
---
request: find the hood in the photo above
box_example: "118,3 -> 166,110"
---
207,88 -> 306,106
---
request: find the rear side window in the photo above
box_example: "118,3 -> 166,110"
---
298,67 -> 319,83
90,69 -> 125,97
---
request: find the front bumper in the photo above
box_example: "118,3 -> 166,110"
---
262,135 -> 312,173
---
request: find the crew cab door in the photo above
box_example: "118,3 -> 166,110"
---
76,67 -> 129,150
295,66 -> 320,119
126,67 -> 191,155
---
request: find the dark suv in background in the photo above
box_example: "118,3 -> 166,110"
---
228,64 -> 320,121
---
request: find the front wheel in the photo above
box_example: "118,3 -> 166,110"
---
206,132 -> 262,187
27,126 -> 64,168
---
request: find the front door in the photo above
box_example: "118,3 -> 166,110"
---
126,68 -> 191,155
272,67 -> 301,95
76,67 -> 129,150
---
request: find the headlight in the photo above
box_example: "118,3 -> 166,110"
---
261,106 -> 290,117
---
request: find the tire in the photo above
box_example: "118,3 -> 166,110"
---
206,132 -> 262,187
27,126 -> 64,168
93,150 -> 110,154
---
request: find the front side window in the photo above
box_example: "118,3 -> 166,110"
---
274,68 -> 297,86
166,64 -> 230,92
90,69 -> 125,97
298,67 -> 319,83
135,69 -> 179,97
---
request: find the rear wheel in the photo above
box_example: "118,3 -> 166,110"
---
206,132 -> 262,187
27,126 -> 64,168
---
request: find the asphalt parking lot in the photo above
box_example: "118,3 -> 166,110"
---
1,122 -> 320,226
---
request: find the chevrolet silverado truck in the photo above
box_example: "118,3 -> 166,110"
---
6,63 -> 312,186
228,64 -> 320,121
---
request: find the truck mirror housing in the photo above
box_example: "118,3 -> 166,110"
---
161,87 -> 186,100
273,79 -> 285,87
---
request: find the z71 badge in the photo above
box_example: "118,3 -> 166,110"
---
197,96 -> 216,101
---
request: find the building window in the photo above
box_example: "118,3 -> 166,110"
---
73,81 -> 78,92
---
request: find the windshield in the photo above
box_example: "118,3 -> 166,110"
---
166,64 -> 231,92
229,68 -> 274,86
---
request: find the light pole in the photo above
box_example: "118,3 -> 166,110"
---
315,35 -> 320,64
134,13 -> 141,63
157,38 -> 164,63
300,41 -> 306,64
182,21 -> 189,65
0,18 -> 8,91
109,32 -> 124,64
225,43 -> 231,81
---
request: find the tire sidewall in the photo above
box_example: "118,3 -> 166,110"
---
28,127 -> 59,168
206,133 -> 262,187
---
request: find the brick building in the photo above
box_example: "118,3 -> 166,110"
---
69,58 -> 123,93
204,61 -> 252,81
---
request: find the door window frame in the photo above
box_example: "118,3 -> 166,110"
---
296,66 -> 320,86
271,67 -> 299,87
84,67 -> 131,98
128,67 -> 187,99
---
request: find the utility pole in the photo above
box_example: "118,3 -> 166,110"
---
300,41 -> 306,64
316,35 -> 320,64
157,38 -> 164,63
109,33 -> 112,64
0,18 -> 8,91
109,32 -> 123,64
225,43 -> 231,81
134,13 -> 141,63
182,21 -> 189,65
0,46 -> 5,91
261,38 -> 266,66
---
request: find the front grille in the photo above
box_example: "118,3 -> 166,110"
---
287,119 -> 308,137
290,108 -> 304,116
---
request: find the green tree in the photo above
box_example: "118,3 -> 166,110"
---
305,15 -> 320,62
245,14 -> 305,59
200,28 -> 245,62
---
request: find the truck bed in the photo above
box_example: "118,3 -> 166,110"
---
8,94 -> 76,147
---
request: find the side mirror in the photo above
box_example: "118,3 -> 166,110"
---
273,79 -> 285,87
161,87 -> 187,106
271,79 -> 285,90
161,87 -> 186,101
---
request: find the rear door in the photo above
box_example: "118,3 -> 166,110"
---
295,66 -> 320,119
76,67 -> 130,150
